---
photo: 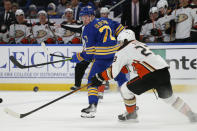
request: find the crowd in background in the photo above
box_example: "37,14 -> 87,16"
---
0,0 -> 196,44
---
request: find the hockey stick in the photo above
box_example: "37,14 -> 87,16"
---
47,15 -> 60,44
4,83 -> 92,118
41,42 -> 70,58
9,56 -> 72,69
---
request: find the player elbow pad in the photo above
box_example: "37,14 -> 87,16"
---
45,38 -> 55,44
21,38 -> 29,44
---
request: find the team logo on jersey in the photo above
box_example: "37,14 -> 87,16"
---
63,30 -> 74,37
163,21 -> 170,30
37,30 -> 47,38
15,30 -> 25,38
177,14 -> 188,23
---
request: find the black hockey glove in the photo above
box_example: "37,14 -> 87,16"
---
165,28 -> 171,34
91,73 -> 104,87
151,28 -> 160,36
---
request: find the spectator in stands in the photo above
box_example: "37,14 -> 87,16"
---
94,0 -> 101,18
58,8 -> 81,44
0,0 -> 16,30
57,0 -> 69,16
99,0 -> 113,7
190,0 -> 197,42
47,2 -> 61,18
167,0 -> 178,11
71,0 -> 80,20
11,2 -> 18,14
27,4 -> 37,19
73,0 -> 96,20
121,0 -> 149,40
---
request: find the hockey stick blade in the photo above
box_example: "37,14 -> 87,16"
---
4,108 -> 21,118
41,42 -> 70,59
4,83 -> 91,118
9,56 -> 72,69
9,56 -> 27,69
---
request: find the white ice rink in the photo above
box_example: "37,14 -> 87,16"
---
0,91 -> 197,131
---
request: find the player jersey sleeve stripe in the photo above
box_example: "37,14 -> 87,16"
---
85,44 -> 120,55
76,53 -> 84,61
115,26 -> 125,36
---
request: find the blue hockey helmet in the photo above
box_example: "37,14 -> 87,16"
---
79,6 -> 95,17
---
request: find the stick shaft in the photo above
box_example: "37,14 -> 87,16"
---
9,56 -> 72,69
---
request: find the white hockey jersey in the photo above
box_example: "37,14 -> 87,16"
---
32,22 -> 56,43
9,22 -> 31,43
140,19 -> 159,42
156,13 -> 175,42
101,40 -> 169,80
171,5 -> 195,39
191,4 -> 197,32
56,21 -> 81,44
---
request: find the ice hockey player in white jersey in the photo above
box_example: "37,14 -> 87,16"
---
9,9 -> 31,44
140,7 -> 162,43
90,29 -> 197,123
171,0 -> 196,42
57,8 -> 81,44
32,10 -> 64,44
156,0 -> 176,42
190,0 -> 197,42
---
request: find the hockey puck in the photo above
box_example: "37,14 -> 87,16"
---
0,98 -> 3,103
33,86 -> 39,92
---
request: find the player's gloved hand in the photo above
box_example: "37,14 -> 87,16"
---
70,53 -> 81,63
165,28 -> 171,34
21,38 -> 29,44
151,28 -> 160,36
57,37 -> 64,44
9,38 -> 16,44
91,73 -> 104,87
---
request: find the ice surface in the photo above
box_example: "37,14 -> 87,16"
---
0,91 -> 197,131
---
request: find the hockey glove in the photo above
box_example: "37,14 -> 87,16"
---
9,38 -> 16,44
151,29 -> 161,36
91,73 -> 104,87
165,28 -> 171,34
70,53 -> 83,63
21,38 -> 29,44
57,37 -> 64,44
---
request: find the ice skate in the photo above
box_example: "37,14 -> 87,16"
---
98,92 -> 104,99
187,111 -> 197,123
118,110 -> 138,122
105,81 -> 110,91
70,86 -> 80,90
81,103 -> 97,118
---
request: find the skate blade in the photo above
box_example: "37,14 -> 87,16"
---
81,112 -> 96,118
118,118 -> 139,123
